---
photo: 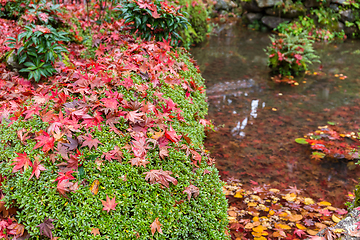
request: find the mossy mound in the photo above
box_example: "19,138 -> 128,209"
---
0,40 -> 228,239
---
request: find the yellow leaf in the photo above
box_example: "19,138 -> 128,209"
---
307,229 -> 318,235
253,225 -> 266,233
296,223 -> 306,230
283,193 -> 297,202
332,214 -> 341,223
273,232 -> 281,238
319,201 -> 331,206
327,206 -> 337,211
333,228 -> 345,233
90,179 -> 100,195
248,202 -> 257,207
276,224 -> 291,230
269,210 -> 275,216
254,237 -> 266,240
252,232 -> 263,237
253,217 -> 259,222
234,192 -> 243,198
304,198 -> 314,205
289,214 -> 303,222
269,188 -> 280,193
279,212 -> 288,217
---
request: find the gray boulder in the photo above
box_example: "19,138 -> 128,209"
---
345,26 -> 360,36
340,9 -> 355,23
215,0 -> 231,11
241,0 -> 262,13
246,13 -> 263,23
255,0 -> 282,8
265,7 -> 305,18
261,16 -> 291,29
6,51 -> 23,72
329,3 -> 340,12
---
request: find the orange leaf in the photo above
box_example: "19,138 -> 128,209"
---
150,218 -> 163,236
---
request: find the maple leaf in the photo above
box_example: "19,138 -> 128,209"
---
143,170 -> 178,188
126,110 -> 144,124
101,195 -> 118,213
81,134 -> 102,150
102,146 -> 123,162
129,157 -> 150,167
7,222 -> 25,237
33,131 -> 55,153
29,158 -> 46,180
165,126 -> 181,143
11,152 -> 32,173
294,228 -> 306,237
286,185 -> 302,194
150,218 -> 163,236
54,170 -> 76,182
17,128 -> 31,145
36,218 -> 54,239
62,134 -> 78,151
183,185 -> 199,201
91,228 -> 100,236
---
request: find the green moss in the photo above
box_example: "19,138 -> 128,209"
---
0,51 -> 229,239
174,0 -> 209,47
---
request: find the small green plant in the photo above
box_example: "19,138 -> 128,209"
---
20,0 -> 63,27
0,0 -> 29,19
116,0 -> 190,46
265,32 -> 320,77
6,24 -> 69,82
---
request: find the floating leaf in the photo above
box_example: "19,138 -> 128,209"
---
295,138 -> 308,144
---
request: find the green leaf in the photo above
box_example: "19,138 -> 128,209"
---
295,138 -> 308,144
327,121 -> 336,125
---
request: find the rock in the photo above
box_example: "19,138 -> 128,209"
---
265,7 -> 305,18
246,13 -> 263,23
261,16 -> 291,29
240,0 -> 262,13
329,3 -> 339,12
255,0 -> 282,8
314,208 -> 360,240
345,26 -> 360,36
229,1 -> 237,8
6,50 -> 23,72
340,9 -> 355,23
304,0 -> 320,8
215,0 -> 230,11
336,21 -> 345,31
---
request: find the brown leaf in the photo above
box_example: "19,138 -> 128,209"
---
150,218 -> 163,236
183,185 -> 199,201
143,170 -> 178,188
90,180 -> 100,195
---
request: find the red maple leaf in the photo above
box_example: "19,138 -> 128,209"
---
11,152 -> 32,173
183,184 -> 199,201
29,159 -> 46,180
54,170 -> 76,182
101,195 -> 118,213
165,126 -> 181,143
81,134 -> 102,150
33,131 -> 55,153
150,218 -> 163,236
102,146 -> 123,162
143,169 -> 178,188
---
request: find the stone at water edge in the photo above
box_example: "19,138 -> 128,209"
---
246,13 -> 263,24
241,0 -> 262,13
340,10 -> 355,23
255,0 -> 282,8
261,16 -> 291,29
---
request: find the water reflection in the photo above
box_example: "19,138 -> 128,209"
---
191,22 -> 360,206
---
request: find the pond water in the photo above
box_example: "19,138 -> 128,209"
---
191,22 -> 360,207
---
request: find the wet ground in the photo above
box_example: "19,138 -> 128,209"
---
191,22 -> 360,207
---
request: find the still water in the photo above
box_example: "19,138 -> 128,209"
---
191,22 -> 360,206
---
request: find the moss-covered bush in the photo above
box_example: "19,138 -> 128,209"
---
0,46 -> 229,239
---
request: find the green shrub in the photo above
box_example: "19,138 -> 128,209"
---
20,0 -> 63,27
0,51 -> 229,239
0,0 -> 29,19
174,0 -> 209,47
116,0 -> 190,46
265,32 -> 320,77
6,24 -> 69,82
